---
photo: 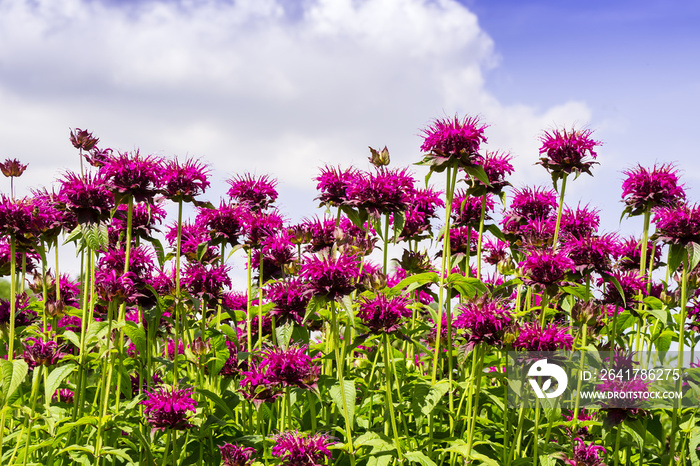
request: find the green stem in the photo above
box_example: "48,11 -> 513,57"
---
551,173 -> 568,248
330,301 -> 355,464
173,199 -> 183,381
8,236 -> 16,360
383,333 -> 403,460
476,195 -> 487,280
670,256 -> 690,460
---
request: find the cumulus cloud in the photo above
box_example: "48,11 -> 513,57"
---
0,0 -> 592,218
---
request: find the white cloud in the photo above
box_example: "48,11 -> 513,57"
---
0,0 -> 593,216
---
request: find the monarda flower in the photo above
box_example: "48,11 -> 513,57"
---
398,187 -> 444,241
166,220 -> 218,263
520,249 -> 575,293
0,158 -> 28,178
22,337 -> 64,369
220,338 -> 246,378
653,203 -> 700,246
314,165 -> 359,207
271,431 -> 332,466
357,293 -> 411,333
251,232 -> 296,281
100,150 -> 163,204
621,163 -> 685,216
53,388 -> 75,404
240,208 -> 285,248
513,322 -> 573,351
109,201 -> 166,245
220,443 -> 256,466
239,360 -> 283,405
0,293 -> 36,327
141,386 -> 197,430
469,150 -> 514,196
161,157 -> 210,203
58,171 -> 114,224
345,168 -> 416,218
197,201 -> 243,247
564,233 -> 620,275
451,191 -> 494,228
537,127 -> 600,184
69,128 -> 99,151
181,262 -> 232,303
599,270 -> 646,311
227,173 -> 278,210
419,115 -> 488,171
453,297 -> 513,347
259,345 -> 320,389
508,186 -> 558,221
596,377 -> 649,426
563,438 -> 606,466
299,251 -> 360,300
560,204 -> 600,239
616,236 -> 660,271
299,216 -> 337,253
266,278 -> 311,326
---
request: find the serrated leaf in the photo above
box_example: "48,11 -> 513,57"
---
689,242 -> 700,271
197,388 -> 235,419
329,379 -> 356,427
668,243 -> 686,273
275,321 -> 294,350
393,211 -> 405,241
404,451 -> 437,466
1,359 -> 28,406
390,272 -> 439,294
45,363 -> 76,403
123,321 -> 147,356
147,237 -> 166,268
85,321 -> 110,345
210,333 -> 229,376
412,381 -> 450,419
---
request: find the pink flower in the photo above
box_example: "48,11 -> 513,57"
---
314,165 -> 360,207
227,174 -> 278,210
271,431 -> 332,466
538,127 -> 600,182
653,203 -> 700,246
58,171 -> 114,225
357,293 -> 412,333
621,163 -> 685,216
454,297 -> 513,347
420,115 -> 488,170
520,249 -> 575,293
220,443 -> 256,466
299,251 -> 360,300
564,438 -> 606,466
514,322 -> 573,351
141,386 -> 197,430
99,150 -> 163,204
161,157 -> 210,202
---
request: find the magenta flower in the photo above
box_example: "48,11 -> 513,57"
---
53,388 -> 75,404
616,236 -> 661,271
141,385 -> 197,430
596,377 -> 649,425
100,150 -> 163,204
538,127 -> 600,183
161,157 -> 210,202
560,204 -> 600,239
69,128 -> 99,151
259,345 -> 319,389
454,297 -> 513,347
220,338 -> 246,378
299,216 -> 337,253
451,191 -> 494,228
58,171 -> 114,225
266,278 -> 311,325
471,150 -> 514,195
357,293 -> 411,333
0,158 -> 28,178
109,201 -> 166,245
227,173 -> 278,210
181,262 -> 232,302
197,201 -> 243,247
446,226 -> 478,257
271,431 -> 332,466
166,220 -> 218,263
250,231 -> 296,281
420,115 -> 488,170
0,293 -> 36,327
240,208 -> 285,248
22,337 -> 64,369
508,186 -> 558,221
653,203 -> 700,246
95,269 -> 140,304
398,187 -> 444,241
299,251 -> 360,300
513,322 -> 573,351
564,233 -> 619,275
520,249 -> 575,293
220,443 -> 256,466
599,270 -> 646,310
239,360 -> 283,405
621,163 -> 685,216
483,238 -> 509,266
564,438 -> 606,466
315,165 -> 359,207
84,146 -> 113,168
345,168 -> 416,218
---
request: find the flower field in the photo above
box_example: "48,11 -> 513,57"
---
1,118 -> 700,465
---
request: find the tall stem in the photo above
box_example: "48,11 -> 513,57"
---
8,235 -> 16,360
671,256 -> 689,460
551,174 -> 568,248
476,195 -> 487,281
330,301 -> 355,464
383,333 -> 403,460
173,199 -> 184,380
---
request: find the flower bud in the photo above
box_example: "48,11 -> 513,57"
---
0,158 -> 28,178
368,145 -> 390,167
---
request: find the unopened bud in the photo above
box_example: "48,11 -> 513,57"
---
368,146 -> 390,167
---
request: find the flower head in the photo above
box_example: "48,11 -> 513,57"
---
100,150 -> 163,204
69,128 -> 99,151
357,293 -> 412,333
538,127 -> 600,183
182,262 -> 232,303
58,171 -> 114,225
653,203 -> 700,246
564,438 -> 606,466
220,443 -> 256,466
454,296 -> 513,347
271,431 -> 332,466
520,249 -> 575,293
227,174 -> 278,210
299,251 -> 360,300
599,270 -> 646,311
22,337 -> 64,368
616,236 -> 661,271
315,166 -> 360,207
560,204 -> 600,239
451,191 -> 494,228
0,158 -> 28,178
266,278 -> 311,326
259,345 -> 319,389
470,150 -> 514,195
564,233 -> 619,275
420,115 -> 488,170
621,163 -> 685,216
345,168 -> 415,218
162,157 -> 210,202
197,201 -> 243,247
514,322 -> 573,351
141,386 -> 197,430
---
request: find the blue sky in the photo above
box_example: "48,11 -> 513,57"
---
0,0 -> 698,243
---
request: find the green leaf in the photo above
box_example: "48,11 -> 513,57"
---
123,322 -> 147,356
668,243 -> 687,273
463,164 -> 490,187
412,381 -> 450,419
146,237 -> 166,268
83,222 -> 109,250
393,211 -> 405,241
689,426 -> 700,466
404,451 -> 437,466
390,272 -> 439,294
45,363 -> 77,403
1,359 -> 28,405
63,225 -> 82,245
654,330 -> 676,353
601,272 -> 626,309
689,242 -> 700,271
85,321 -> 110,345
61,330 -> 81,348
210,333 -> 229,376
197,388 -> 235,419
275,321 -> 294,350
329,379 -> 356,427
